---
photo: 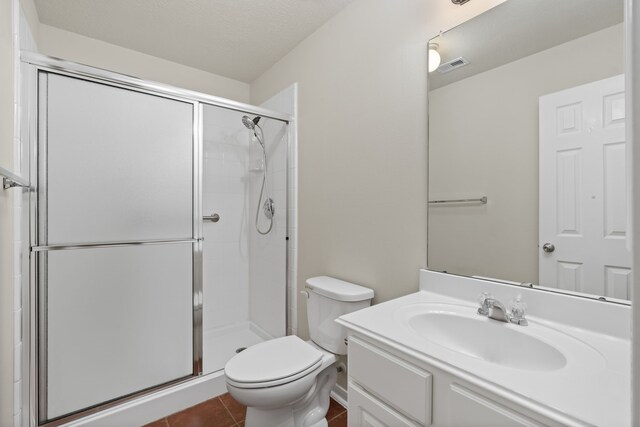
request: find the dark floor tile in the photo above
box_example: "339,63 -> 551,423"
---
219,392 -> 247,423
160,394 -> 347,426
326,398 -> 346,421
328,411 -> 348,427
166,398 -> 236,427
143,418 -> 168,427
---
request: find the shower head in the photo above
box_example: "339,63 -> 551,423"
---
242,115 -> 261,130
242,115 -> 265,149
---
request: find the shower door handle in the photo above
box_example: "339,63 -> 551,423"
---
203,213 -> 220,223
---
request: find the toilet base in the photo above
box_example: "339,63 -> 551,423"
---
245,409 -> 328,427
244,363 -> 337,427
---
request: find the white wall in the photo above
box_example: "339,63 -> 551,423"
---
629,0 -> 639,422
250,0 -> 506,339
0,0 -> 14,170
18,0 -> 38,44
0,1 -> 22,425
38,24 -> 250,103
0,0 -> 15,422
428,24 -> 624,284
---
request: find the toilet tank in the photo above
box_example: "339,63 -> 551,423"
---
305,276 -> 374,355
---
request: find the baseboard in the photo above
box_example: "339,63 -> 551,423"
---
330,383 -> 348,409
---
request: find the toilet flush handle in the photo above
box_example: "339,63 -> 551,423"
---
300,290 -> 310,299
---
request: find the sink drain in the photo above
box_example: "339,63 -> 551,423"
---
235,347 -> 247,353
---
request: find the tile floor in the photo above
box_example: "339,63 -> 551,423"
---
144,393 -> 347,427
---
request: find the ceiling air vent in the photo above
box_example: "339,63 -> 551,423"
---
437,57 -> 470,74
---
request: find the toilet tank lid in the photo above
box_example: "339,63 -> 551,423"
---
305,276 -> 374,302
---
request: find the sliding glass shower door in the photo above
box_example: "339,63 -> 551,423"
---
35,73 -> 198,423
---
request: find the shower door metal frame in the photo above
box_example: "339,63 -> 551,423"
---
32,70 -> 202,426
23,52 -> 292,427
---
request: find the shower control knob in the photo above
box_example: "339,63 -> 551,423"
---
542,243 -> 555,253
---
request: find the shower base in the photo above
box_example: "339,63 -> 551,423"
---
203,321 -> 273,374
66,371 -> 226,426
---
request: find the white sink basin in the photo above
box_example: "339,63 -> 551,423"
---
407,309 -> 566,371
396,303 -> 604,372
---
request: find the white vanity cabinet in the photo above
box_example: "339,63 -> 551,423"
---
346,334 -> 571,427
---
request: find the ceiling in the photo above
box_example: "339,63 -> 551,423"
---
35,0 -> 354,83
428,0 -> 624,90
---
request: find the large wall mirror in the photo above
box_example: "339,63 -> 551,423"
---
427,0 -> 630,302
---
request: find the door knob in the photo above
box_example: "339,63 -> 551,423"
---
542,243 -> 555,253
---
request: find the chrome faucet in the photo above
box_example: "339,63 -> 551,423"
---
477,293 -> 528,326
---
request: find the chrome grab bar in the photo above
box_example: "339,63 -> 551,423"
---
428,196 -> 487,205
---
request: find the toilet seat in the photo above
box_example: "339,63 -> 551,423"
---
225,336 -> 323,389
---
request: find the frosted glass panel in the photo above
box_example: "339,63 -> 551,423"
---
45,74 -> 193,244
45,244 -> 193,419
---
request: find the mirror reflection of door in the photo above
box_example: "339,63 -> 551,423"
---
539,75 -> 631,299
426,0 -> 628,302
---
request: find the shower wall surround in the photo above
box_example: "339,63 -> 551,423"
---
201,105 -> 288,374
257,84 -> 298,337
202,106 -> 254,374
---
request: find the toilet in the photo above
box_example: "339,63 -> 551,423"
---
224,276 -> 374,427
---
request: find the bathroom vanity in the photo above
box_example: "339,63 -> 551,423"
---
395,0 -> 632,424
336,270 -> 631,427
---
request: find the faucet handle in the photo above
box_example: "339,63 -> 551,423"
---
477,292 -> 492,315
508,296 -> 528,325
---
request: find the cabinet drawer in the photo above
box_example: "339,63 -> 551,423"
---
348,336 -> 432,425
449,383 -> 553,427
349,381 -> 422,427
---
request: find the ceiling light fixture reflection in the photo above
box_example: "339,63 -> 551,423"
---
428,43 -> 441,73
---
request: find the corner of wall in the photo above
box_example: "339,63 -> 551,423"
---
18,0 -> 39,48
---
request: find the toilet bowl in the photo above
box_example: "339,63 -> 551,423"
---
224,276 -> 374,427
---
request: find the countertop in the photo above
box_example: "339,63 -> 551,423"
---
337,288 -> 630,427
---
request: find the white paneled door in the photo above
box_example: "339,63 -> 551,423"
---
539,75 -> 631,299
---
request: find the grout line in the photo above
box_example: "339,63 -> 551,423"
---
218,396 -> 239,425
327,409 -> 346,422
162,418 -> 170,427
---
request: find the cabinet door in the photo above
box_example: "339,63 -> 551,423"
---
449,383 -> 547,427
349,336 -> 432,424
349,382 -> 423,427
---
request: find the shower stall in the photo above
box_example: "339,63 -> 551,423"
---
25,54 -> 290,425
201,105 -> 288,375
